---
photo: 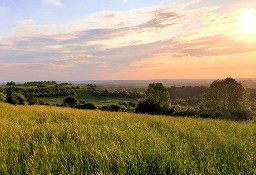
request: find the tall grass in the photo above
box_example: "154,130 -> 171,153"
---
0,103 -> 255,174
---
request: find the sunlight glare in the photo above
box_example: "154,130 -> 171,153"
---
238,9 -> 256,34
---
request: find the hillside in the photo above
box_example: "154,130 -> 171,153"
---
0,103 -> 255,174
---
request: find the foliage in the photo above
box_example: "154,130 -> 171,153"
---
76,103 -> 97,110
100,104 -> 123,112
227,108 -> 253,121
0,92 -> 6,102
198,110 -> 222,119
89,89 -> 142,100
135,99 -> 161,114
0,103 -> 255,174
201,78 -> 249,119
63,96 -> 78,107
136,83 -> 171,115
25,93 -> 38,105
6,81 -> 16,86
168,86 -> 207,106
145,83 -> 171,109
173,97 -> 201,106
23,81 -> 57,86
32,85 -> 75,97
5,93 -> 27,105
172,105 -> 198,117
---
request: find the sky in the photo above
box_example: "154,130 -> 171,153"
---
0,0 -> 256,82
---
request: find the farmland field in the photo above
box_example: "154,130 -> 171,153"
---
37,89 -> 134,106
0,103 -> 255,174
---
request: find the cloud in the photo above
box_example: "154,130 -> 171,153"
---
43,0 -> 63,7
1,2 -> 256,81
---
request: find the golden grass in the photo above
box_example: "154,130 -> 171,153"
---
0,103 -> 255,174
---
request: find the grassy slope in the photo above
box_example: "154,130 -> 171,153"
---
0,103 -> 255,175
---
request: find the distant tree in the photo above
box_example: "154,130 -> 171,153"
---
6,81 -> 16,86
0,92 -> 6,102
201,78 -> 250,119
87,84 -> 96,92
136,83 -> 171,114
63,96 -> 78,107
5,93 -> 27,105
25,93 -> 38,105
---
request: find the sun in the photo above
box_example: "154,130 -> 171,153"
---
238,9 -> 256,34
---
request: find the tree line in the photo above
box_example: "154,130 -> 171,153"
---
0,78 -> 255,121
135,78 -> 254,121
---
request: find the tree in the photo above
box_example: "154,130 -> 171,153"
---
201,78 -> 249,119
0,92 -> 6,102
25,93 -> 38,105
63,96 -> 78,107
145,83 -> 171,109
6,81 -> 16,86
5,93 -> 27,105
136,83 -> 171,114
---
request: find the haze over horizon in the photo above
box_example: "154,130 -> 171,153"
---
0,0 -> 256,82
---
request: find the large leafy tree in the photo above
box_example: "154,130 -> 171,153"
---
201,78 -> 248,117
136,83 -> 171,114
145,83 -> 171,109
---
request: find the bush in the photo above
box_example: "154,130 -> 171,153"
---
108,104 -> 121,112
100,105 -> 109,111
63,96 -> 78,107
227,108 -> 253,121
5,93 -> 27,105
164,106 -> 175,116
135,99 -> 161,115
100,104 -> 122,112
173,107 -> 198,117
0,92 -> 6,102
128,101 -> 136,107
198,110 -> 222,119
76,103 -> 97,110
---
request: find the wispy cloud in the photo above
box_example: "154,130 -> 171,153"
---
43,0 -> 63,7
0,1 -> 256,81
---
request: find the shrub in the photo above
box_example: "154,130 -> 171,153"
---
5,93 -> 27,105
76,103 -> 97,110
198,110 -> 222,119
128,101 -> 136,107
227,108 -> 253,121
135,99 -> 161,115
164,106 -> 175,115
171,106 -> 198,117
63,96 -> 78,107
100,104 -> 122,112
0,92 -> 6,102
108,104 -> 121,112
100,105 -> 109,111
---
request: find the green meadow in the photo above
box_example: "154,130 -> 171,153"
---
0,103 -> 255,174
37,89 -> 134,106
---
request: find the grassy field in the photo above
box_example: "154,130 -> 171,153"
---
0,103 -> 255,174
38,89 -> 134,106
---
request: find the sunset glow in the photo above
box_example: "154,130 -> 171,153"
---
0,0 -> 256,81
238,9 -> 256,34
